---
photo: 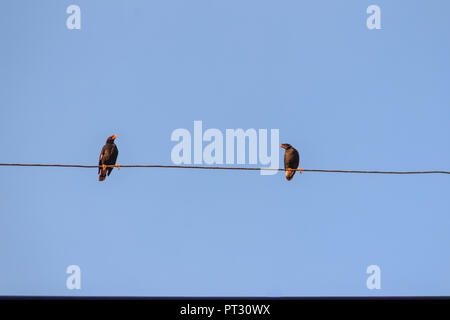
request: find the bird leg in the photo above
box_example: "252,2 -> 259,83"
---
116,164 -> 120,170
102,164 -> 107,171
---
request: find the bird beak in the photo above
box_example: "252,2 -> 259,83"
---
112,135 -> 118,140
280,145 -> 285,149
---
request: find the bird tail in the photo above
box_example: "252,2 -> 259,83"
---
99,170 -> 106,181
286,170 -> 296,181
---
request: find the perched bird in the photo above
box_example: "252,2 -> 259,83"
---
98,135 -> 119,181
280,143 -> 300,181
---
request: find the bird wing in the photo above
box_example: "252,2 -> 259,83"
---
285,149 -> 300,169
292,149 -> 300,168
98,145 -> 107,174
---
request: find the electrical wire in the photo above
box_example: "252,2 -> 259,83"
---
0,163 -> 448,174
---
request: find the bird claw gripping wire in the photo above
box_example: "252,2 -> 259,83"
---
116,164 -> 120,170
297,168 -> 304,174
102,164 -> 107,171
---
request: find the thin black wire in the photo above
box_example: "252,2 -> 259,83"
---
0,163 -> 448,174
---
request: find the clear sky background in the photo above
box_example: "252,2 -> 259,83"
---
0,0 -> 449,296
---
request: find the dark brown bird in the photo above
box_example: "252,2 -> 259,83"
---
280,143 -> 300,181
98,135 -> 119,181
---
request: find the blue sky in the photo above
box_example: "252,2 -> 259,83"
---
0,0 -> 449,296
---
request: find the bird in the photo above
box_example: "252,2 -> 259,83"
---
280,143 -> 300,181
98,135 -> 119,181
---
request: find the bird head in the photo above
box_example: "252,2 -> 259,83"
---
280,143 -> 292,150
106,135 -> 118,144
